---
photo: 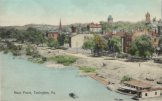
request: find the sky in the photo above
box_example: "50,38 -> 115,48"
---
0,0 -> 161,26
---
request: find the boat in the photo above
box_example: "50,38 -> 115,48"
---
69,93 -> 78,99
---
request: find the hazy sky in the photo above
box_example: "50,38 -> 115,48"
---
0,0 -> 161,26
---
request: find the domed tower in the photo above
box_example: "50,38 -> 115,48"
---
145,12 -> 151,24
108,15 -> 113,23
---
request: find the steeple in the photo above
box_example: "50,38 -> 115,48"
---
161,0 -> 162,20
145,12 -> 151,24
59,18 -> 62,31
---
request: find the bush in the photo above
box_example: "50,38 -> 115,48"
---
28,56 -> 46,64
48,55 -> 77,66
120,75 -> 132,83
11,50 -> 21,56
26,45 -> 33,55
79,66 -> 96,73
42,57 -> 47,61
3,49 -> 8,54
117,53 -> 128,58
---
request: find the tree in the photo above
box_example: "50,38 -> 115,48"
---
93,34 -> 107,56
82,37 -> 95,53
47,38 -> 58,48
128,34 -> 154,58
108,36 -> 122,53
58,34 -> 65,46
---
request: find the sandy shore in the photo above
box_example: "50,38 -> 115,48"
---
37,46 -> 162,89
46,63 -> 65,68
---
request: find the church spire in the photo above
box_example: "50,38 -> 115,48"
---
59,18 -> 62,31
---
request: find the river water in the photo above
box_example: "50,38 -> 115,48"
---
0,52 -> 133,101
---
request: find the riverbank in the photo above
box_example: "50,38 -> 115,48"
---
36,46 -> 162,91
1,42 -> 162,91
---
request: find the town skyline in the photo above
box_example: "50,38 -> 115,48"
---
0,0 -> 161,26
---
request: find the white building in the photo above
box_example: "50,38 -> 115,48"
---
138,88 -> 161,99
70,34 -> 93,48
88,23 -> 102,33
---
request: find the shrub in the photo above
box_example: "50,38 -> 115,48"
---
79,66 -> 96,73
28,57 -> 46,64
117,53 -> 128,58
48,55 -> 77,66
11,50 -> 21,56
120,75 -> 132,83
3,49 -> 8,54
26,45 -> 33,55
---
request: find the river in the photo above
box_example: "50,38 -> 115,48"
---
0,52 -> 133,101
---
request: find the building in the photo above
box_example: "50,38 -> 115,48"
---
108,15 -> 113,23
118,80 -> 162,99
137,88 -> 162,99
158,23 -> 162,36
124,80 -> 152,91
123,34 -> 132,53
71,26 -> 77,33
106,31 -> 132,53
70,34 -> 93,48
87,23 -> 102,33
146,12 -> 151,24
46,31 -> 59,40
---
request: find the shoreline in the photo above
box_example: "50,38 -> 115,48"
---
1,43 -> 162,94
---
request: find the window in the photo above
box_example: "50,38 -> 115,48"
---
145,93 -> 147,96
155,92 -> 157,95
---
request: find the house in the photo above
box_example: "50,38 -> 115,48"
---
71,26 -> 77,33
137,88 -> 162,99
46,31 -> 59,40
87,23 -> 102,33
118,80 -> 162,99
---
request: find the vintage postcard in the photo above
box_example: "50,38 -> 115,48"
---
0,0 -> 162,101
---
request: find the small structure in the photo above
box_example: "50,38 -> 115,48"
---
137,88 -> 162,99
87,23 -> 102,33
118,80 -> 162,99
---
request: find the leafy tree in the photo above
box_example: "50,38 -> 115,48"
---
108,36 -> 122,53
58,34 -> 65,46
64,35 -> 69,44
128,34 -> 154,58
47,38 -> 58,48
82,37 -> 95,53
93,34 -> 107,56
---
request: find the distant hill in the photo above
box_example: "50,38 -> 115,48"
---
0,23 -> 89,32
0,24 -> 58,31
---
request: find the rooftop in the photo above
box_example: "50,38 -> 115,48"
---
138,87 -> 162,92
89,23 -> 102,28
124,80 -> 152,89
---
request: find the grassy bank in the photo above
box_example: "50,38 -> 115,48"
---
79,66 -> 97,73
48,55 -> 78,66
